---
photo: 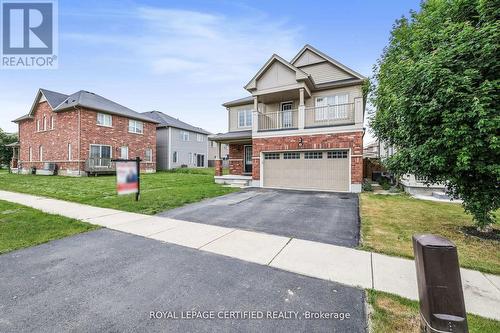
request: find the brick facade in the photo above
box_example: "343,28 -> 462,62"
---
214,159 -> 223,176
228,143 -> 245,175
16,101 -> 156,175
250,132 -> 363,183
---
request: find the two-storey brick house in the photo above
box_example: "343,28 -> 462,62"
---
11,88 -> 158,176
211,45 -> 366,192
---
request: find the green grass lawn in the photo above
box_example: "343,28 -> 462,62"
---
360,193 -> 500,275
367,290 -> 500,333
0,168 -> 237,215
0,199 -> 98,254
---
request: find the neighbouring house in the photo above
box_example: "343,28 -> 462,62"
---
11,88 -> 158,176
364,139 -> 445,195
208,138 -> 229,168
142,111 -> 210,170
210,45 -> 366,192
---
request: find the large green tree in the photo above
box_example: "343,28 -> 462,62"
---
0,128 -> 17,168
370,0 -> 499,229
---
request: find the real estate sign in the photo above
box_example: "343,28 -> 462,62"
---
116,161 -> 139,195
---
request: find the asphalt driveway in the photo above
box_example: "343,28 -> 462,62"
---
0,229 -> 366,332
158,188 -> 360,247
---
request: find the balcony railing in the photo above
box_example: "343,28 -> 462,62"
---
84,158 -> 115,174
305,103 -> 355,128
258,109 -> 298,131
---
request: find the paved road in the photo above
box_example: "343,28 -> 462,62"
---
0,229 -> 367,332
158,188 -> 360,247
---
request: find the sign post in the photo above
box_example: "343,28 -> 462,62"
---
112,157 -> 141,201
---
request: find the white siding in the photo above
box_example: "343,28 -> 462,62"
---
256,61 -> 297,90
299,62 -> 354,84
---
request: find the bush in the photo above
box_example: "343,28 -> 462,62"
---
362,182 -> 373,192
379,178 -> 391,190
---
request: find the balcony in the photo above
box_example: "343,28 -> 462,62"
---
258,109 -> 298,131
305,103 -> 355,128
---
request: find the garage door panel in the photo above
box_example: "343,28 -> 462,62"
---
263,151 -> 349,191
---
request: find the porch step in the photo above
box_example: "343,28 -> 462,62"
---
215,175 -> 252,188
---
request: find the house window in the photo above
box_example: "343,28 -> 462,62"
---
327,150 -> 348,159
29,146 -> 32,162
43,115 -> 46,131
210,141 -> 215,147
173,151 -> 178,163
128,119 -> 143,134
189,153 -> 193,165
51,116 -> 55,129
120,146 -> 128,159
238,109 -> 252,128
145,148 -> 152,162
264,153 -> 280,160
304,151 -> 322,159
39,145 -> 43,161
97,113 -> 112,127
283,152 -> 300,159
196,134 -> 204,142
90,144 -> 112,167
181,131 -> 190,141
68,143 -> 72,161
315,94 -> 349,121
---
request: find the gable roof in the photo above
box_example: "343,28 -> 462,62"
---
222,96 -> 254,107
291,44 -> 366,80
244,54 -> 310,91
13,88 -> 158,123
142,111 -> 210,135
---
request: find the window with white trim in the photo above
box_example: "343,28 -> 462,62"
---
196,134 -> 204,142
189,153 -> 193,165
36,120 -> 40,132
128,119 -> 143,134
315,94 -> 349,121
39,145 -> 43,161
43,115 -> 47,131
173,151 -> 178,163
327,150 -> 348,159
181,131 -> 190,141
238,109 -> 252,128
304,151 -> 322,159
145,148 -> 152,162
68,143 -> 72,161
50,116 -> 54,129
264,153 -> 280,160
97,113 -> 112,127
120,146 -> 128,159
283,152 -> 300,159
29,146 -> 32,162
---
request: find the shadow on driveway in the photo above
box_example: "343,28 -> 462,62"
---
158,188 -> 360,248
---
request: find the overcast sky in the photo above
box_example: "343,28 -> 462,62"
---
1,0 -> 420,143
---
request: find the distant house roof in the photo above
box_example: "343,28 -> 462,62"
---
222,96 -> 254,107
142,111 -> 210,135
13,88 -> 159,123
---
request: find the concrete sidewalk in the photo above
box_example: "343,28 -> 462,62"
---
0,190 -> 499,321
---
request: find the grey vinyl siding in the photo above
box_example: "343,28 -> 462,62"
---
156,128 -> 169,170
169,127 -> 208,169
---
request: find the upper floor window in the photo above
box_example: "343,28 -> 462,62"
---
315,94 -> 349,121
145,148 -> 153,162
128,119 -> 143,134
196,134 -> 204,142
43,115 -> 47,131
36,120 -> 40,132
181,131 -> 190,141
97,113 -> 112,127
50,116 -> 55,129
238,109 -> 252,128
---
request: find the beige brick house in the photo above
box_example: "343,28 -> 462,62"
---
10,88 -> 158,176
211,45 -> 366,192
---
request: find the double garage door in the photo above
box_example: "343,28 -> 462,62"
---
262,150 -> 350,192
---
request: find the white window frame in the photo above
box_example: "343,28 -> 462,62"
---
50,115 -> 54,129
68,143 -> 72,161
145,148 -> 152,162
36,120 -> 40,132
238,109 -> 252,128
196,134 -> 204,142
181,131 -> 190,141
43,115 -> 47,131
120,146 -> 129,159
128,119 -> 143,134
314,94 -> 349,121
97,113 -> 112,127
29,146 -> 32,162
39,145 -> 43,161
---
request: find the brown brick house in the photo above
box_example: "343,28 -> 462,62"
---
211,45 -> 366,192
11,88 -> 158,176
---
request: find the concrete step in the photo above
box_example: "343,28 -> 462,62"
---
432,191 -> 450,200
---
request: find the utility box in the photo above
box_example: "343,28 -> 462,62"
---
413,234 -> 468,333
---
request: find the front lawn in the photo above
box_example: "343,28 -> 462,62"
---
0,168 -> 237,215
360,193 -> 500,275
367,290 -> 500,333
0,200 -> 98,254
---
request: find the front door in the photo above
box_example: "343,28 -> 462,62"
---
244,145 -> 252,173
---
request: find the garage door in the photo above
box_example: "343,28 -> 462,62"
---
262,150 -> 350,191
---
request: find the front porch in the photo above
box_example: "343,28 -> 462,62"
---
209,131 -> 254,182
